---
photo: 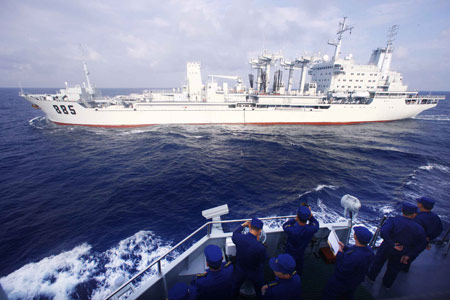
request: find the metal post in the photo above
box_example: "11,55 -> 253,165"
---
346,211 -> 353,244
369,216 -> 387,248
207,223 -> 211,237
157,260 -> 162,275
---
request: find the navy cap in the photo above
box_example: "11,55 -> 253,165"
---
402,202 -> 418,214
297,206 -> 310,220
353,226 -> 373,245
417,197 -> 435,210
269,254 -> 296,274
251,217 -> 263,230
204,244 -> 222,268
168,282 -> 189,300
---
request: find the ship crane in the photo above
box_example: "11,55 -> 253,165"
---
294,56 -> 315,95
280,60 -> 300,94
208,75 -> 242,83
249,52 -> 283,93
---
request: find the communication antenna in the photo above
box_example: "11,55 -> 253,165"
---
386,25 -> 399,51
19,81 -> 25,95
328,17 -> 354,60
79,44 -> 94,97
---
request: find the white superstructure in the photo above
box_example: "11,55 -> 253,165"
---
21,19 -> 444,127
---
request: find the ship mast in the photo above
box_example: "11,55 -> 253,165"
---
328,17 -> 354,60
380,25 -> 399,73
83,60 -> 94,97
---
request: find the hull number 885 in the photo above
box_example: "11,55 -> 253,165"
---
53,105 -> 76,115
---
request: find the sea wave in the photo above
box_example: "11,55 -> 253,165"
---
298,184 -> 338,198
418,163 -> 450,173
0,231 -> 175,300
413,114 -> 450,121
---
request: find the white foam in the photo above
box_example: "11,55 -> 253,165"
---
298,184 -> 338,198
419,163 -> 450,173
379,205 -> 394,215
0,231 -> 175,300
315,185 -> 338,192
414,114 -> 450,121
0,243 -> 95,300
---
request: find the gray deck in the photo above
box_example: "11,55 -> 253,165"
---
362,244 -> 450,300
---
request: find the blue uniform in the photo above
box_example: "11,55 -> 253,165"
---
283,216 -> 319,274
323,245 -> 374,299
190,261 -> 233,300
262,273 -> 301,300
367,215 -> 427,288
415,211 -> 443,241
231,225 -> 267,299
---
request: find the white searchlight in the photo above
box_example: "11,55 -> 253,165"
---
341,194 -> 361,244
341,194 -> 361,221
202,204 -> 229,235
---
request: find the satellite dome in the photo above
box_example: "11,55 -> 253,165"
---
322,54 -> 330,62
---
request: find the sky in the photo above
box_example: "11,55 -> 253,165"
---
0,0 -> 449,90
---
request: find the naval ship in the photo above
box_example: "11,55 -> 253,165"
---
20,18 -> 444,127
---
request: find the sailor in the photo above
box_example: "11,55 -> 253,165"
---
415,197 -> 443,245
283,205 -> 319,275
261,253 -> 301,300
189,244 -> 233,300
367,202 -> 427,288
403,197 -> 444,272
231,217 -> 267,299
167,282 -> 196,300
323,226 -> 374,300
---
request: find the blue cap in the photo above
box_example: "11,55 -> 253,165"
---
204,244 -> 222,268
168,282 -> 189,300
251,217 -> 263,230
353,226 -> 373,245
297,206 -> 310,220
402,202 -> 418,215
269,254 -> 296,274
417,197 -> 435,210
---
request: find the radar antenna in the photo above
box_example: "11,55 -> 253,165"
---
386,25 -> 399,51
328,17 -> 354,60
79,44 -> 94,98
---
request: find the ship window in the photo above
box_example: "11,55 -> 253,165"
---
348,86 -> 351,88
349,80 -> 352,82
354,86 -> 357,88
357,73 -> 360,75
358,86 -> 361,88
362,73 -> 365,75
343,79 -> 346,81
351,73 -> 354,75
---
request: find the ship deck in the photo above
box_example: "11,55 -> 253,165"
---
237,243 -> 449,300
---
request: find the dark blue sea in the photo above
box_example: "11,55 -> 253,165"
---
0,88 -> 449,299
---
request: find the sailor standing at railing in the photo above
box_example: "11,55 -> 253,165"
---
403,196 -> 444,272
282,205 -> 320,275
231,217 -> 267,300
322,226 -> 374,300
367,202 -> 427,288
261,253 -> 302,300
189,244 -> 233,300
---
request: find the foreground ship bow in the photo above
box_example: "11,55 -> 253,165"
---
21,19 -> 444,127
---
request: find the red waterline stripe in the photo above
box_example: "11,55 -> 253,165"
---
52,119 -> 394,127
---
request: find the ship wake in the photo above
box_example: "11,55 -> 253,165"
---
0,231 -> 176,300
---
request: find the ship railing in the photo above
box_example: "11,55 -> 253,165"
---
105,215 -> 296,300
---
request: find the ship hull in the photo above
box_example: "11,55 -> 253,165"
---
24,96 -> 436,127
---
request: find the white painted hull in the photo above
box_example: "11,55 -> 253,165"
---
24,96 -> 436,127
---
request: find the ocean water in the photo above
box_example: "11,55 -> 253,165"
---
0,88 -> 449,299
